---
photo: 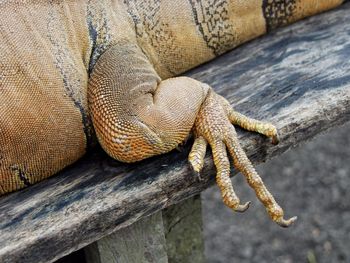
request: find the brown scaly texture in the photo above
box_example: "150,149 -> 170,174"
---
0,0 -> 345,226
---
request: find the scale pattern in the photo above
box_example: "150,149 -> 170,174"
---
0,0 -> 345,225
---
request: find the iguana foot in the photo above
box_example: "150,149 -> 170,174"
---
189,89 -> 297,227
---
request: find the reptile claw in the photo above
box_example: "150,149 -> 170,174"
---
191,90 -> 294,226
194,171 -> 203,181
175,145 -> 183,152
276,216 -> 298,228
234,201 -> 251,212
271,133 -> 280,145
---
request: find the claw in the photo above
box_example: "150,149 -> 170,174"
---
188,136 -> 207,174
276,216 -> 298,228
271,133 -> 280,145
175,145 -> 183,152
194,171 -> 203,181
233,201 -> 251,213
191,90 -> 294,226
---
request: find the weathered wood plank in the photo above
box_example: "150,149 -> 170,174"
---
84,211 -> 168,263
0,4 -> 349,263
163,195 -> 205,263
83,195 -> 204,263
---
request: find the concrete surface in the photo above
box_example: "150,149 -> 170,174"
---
202,122 -> 350,263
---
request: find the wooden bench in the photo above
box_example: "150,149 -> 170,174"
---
1,4 -> 349,263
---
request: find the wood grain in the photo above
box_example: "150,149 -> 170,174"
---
84,195 -> 204,263
0,4 -> 349,263
163,195 -> 205,263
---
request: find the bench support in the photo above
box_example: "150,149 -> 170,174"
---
84,195 -> 205,263
163,195 -> 205,263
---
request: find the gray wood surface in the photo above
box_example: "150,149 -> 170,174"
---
0,4 -> 349,263
84,195 -> 204,263
163,195 -> 205,263
84,211 -> 168,263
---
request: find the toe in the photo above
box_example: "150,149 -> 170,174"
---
225,127 -> 296,227
271,132 -> 280,145
188,136 -> 207,174
211,140 -> 250,212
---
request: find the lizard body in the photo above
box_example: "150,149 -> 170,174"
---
0,0 -> 345,226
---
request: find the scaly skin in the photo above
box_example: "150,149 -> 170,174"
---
0,0 -> 345,226
189,91 -> 296,226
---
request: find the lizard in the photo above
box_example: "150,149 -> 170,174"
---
0,0 -> 346,227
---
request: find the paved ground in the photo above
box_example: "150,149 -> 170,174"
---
202,122 -> 350,263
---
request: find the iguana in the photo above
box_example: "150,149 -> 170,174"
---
0,0 -> 346,227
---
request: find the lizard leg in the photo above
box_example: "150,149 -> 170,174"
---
88,42 -> 209,163
89,42 -> 295,226
191,90 -> 297,227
